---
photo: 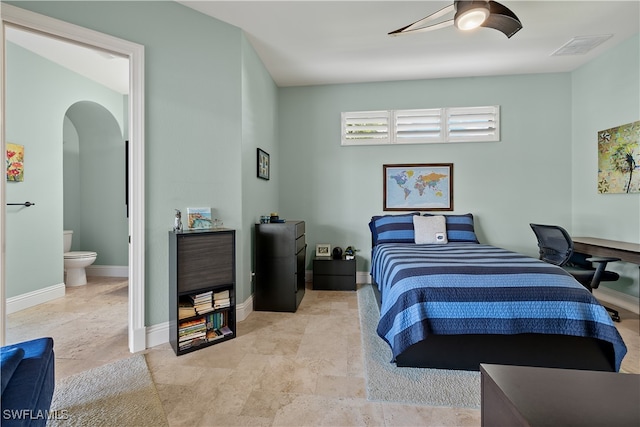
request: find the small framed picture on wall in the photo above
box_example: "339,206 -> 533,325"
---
257,148 -> 270,180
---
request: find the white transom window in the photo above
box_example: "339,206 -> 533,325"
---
341,105 -> 499,146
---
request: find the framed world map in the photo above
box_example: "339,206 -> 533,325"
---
383,163 -> 453,211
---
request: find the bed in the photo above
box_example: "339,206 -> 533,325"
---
369,213 -> 627,372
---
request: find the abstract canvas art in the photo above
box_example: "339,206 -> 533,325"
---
598,121 -> 640,194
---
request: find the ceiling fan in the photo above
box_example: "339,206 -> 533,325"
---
389,0 -> 523,39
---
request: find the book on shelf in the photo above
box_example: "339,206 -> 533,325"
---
206,329 -> 224,341
179,301 -> 197,319
213,290 -> 229,300
205,312 -> 228,330
219,325 -> 233,336
213,298 -> 231,309
187,290 -> 214,314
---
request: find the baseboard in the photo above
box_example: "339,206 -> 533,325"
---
6,283 -> 65,314
236,294 -> 253,322
86,265 -> 128,277
145,295 -> 254,349
594,287 -> 640,315
357,271 -> 372,284
145,321 -> 170,349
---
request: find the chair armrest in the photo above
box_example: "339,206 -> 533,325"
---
586,256 -> 620,264
586,257 -> 620,290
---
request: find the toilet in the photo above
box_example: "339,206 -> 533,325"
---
63,230 -> 97,286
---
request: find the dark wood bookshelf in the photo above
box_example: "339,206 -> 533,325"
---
169,228 -> 236,355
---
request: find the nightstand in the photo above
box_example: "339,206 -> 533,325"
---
313,257 -> 356,291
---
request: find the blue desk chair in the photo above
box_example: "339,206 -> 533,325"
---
530,223 -> 621,322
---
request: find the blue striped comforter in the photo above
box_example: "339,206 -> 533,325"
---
372,243 -> 627,371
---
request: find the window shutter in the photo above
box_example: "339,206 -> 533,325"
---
394,109 -> 443,144
446,106 -> 499,142
341,105 -> 500,146
341,111 -> 390,145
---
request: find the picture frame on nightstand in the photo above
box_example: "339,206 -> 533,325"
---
315,243 -> 331,257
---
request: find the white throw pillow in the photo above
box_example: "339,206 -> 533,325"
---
413,215 -> 448,244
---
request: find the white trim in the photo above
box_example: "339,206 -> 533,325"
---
6,283 -> 65,314
594,287 -> 640,315
145,321 -> 170,349
357,271 -> 372,285
86,265 -> 129,278
0,4 -> 145,352
0,5 -> 6,346
235,294 -> 253,322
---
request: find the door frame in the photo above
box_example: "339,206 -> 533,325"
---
0,4 -> 146,352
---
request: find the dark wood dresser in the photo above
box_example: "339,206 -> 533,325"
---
254,221 -> 306,312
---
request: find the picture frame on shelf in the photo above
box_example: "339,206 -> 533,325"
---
186,207 -> 213,229
316,243 -> 331,257
383,163 -> 453,211
257,148 -> 270,180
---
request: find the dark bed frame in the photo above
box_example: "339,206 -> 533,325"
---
372,285 -> 616,372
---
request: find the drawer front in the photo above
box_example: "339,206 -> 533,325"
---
296,235 -> 306,254
313,259 -> 355,276
313,275 -> 356,291
295,221 -> 305,239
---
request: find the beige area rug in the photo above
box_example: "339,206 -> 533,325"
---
47,354 -> 168,427
358,283 -> 481,408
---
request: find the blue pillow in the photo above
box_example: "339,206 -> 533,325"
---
369,213 -> 419,245
425,213 -> 479,243
1,347 -> 25,394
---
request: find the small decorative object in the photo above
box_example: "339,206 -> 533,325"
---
6,142 -> 24,182
332,247 -> 343,259
597,120 -> 639,194
260,215 -> 270,224
270,212 -> 279,222
186,207 -> 213,229
316,243 -> 331,257
257,148 -> 270,180
383,163 -> 453,211
173,209 -> 183,232
344,246 -> 357,260
212,218 -> 224,229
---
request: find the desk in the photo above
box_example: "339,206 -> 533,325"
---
480,363 -> 640,427
572,237 -> 640,265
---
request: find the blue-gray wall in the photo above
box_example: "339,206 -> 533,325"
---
279,73 -> 574,266
5,41 -> 125,298
4,2 -> 638,328
572,34 -> 640,297
4,1 -> 249,325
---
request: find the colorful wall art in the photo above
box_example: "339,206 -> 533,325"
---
6,143 -> 24,182
598,121 -> 640,194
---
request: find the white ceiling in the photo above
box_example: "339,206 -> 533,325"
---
5,1 -> 640,91
179,0 -> 640,87
5,26 -> 130,94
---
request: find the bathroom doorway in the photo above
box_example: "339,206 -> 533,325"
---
1,4 -> 146,352
64,101 -> 129,274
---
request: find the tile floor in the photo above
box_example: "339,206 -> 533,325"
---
6,277 -> 639,426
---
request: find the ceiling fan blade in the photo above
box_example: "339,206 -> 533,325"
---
389,4 -> 454,35
481,0 -> 523,38
390,19 -> 454,36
